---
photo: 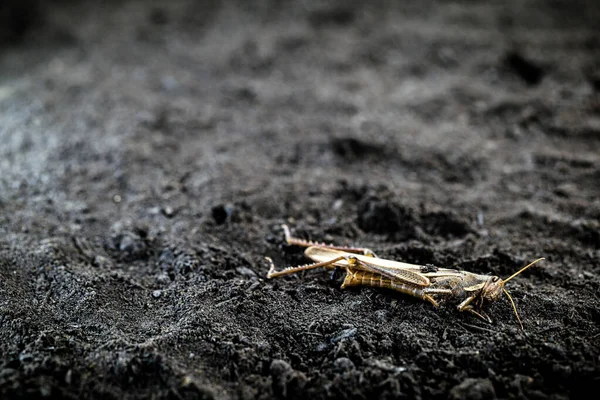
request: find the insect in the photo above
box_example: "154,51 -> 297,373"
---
266,225 -> 544,329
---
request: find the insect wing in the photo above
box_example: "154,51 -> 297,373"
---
304,247 -> 356,265
355,259 -> 431,287
304,247 -> 430,286
355,254 -> 423,271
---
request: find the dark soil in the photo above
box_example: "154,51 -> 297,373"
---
1,0 -> 600,399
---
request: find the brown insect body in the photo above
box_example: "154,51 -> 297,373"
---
266,225 -> 544,329
306,247 -> 504,310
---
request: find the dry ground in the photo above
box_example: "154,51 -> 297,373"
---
1,0 -> 599,399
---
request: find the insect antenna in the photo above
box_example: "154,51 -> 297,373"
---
502,257 -> 545,284
502,288 -> 523,331
500,257 -> 545,330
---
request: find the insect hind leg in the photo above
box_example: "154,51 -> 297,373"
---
281,224 -> 377,256
266,255 -> 348,278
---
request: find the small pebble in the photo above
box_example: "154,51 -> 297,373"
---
162,206 -> 174,217
236,266 -> 257,277
333,357 -> 355,372
152,290 -> 162,298
450,378 -> 496,400
270,359 -> 292,377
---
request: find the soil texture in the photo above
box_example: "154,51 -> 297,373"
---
1,0 -> 600,399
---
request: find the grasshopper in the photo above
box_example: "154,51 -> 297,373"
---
266,225 -> 544,329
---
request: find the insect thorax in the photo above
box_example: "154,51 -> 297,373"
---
420,264 -> 438,273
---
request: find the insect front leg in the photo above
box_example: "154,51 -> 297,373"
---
457,295 -> 492,323
281,224 -> 377,257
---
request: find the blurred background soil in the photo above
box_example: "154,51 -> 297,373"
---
1,0 -> 599,398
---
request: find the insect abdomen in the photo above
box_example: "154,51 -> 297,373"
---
341,270 -> 426,300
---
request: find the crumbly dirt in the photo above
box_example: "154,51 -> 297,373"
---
1,1 -> 599,399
